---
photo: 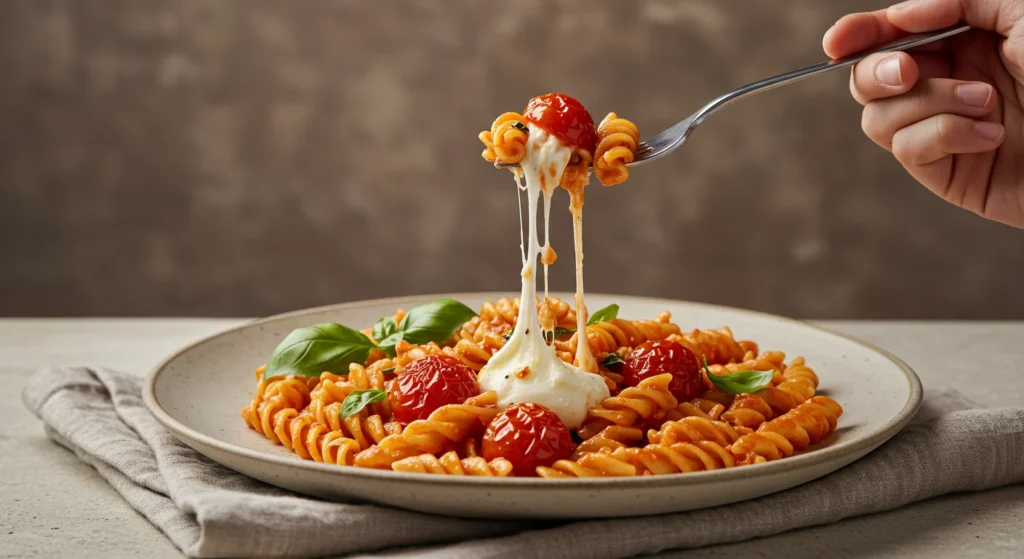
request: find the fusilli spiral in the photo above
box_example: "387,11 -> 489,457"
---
354,391 -> 502,469
668,327 -> 748,366
392,451 -> 514,476
593,112 -> 640,186
479,112 -> 529,165
730,396 -> 844,464
578,373 -> 678,439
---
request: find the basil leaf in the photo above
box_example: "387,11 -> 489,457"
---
264,323 -> 375,380
340,389 -> 387,418
587,304 -> 619,325
396,298 -> 477,345
503,330 -> 513,342
375,332 -> 402,357
702,356 -> 774,394
601,353 -> 626,371
543,326 -> 577,342
381,366 -> 396,374
372,317 -> 398,345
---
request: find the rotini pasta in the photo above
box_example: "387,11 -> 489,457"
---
479,112 -> 529,165
577,373 -> 679,439
668,327 -> 750,366
730,396 -> 844,464
353,391 -> 502,469
594,112 -> 640,186
242,296 -> 844,477
392,452 -> 514,476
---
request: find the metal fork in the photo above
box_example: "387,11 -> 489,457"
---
629,24 -> 971,167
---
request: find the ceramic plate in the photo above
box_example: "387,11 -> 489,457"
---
144,293 -> 922,519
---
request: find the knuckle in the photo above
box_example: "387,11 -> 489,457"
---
933,114 -> 959,145
860,104 -> 890,145
890,129 -> 916,164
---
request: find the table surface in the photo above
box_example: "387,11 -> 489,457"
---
1,319 -> 1022,558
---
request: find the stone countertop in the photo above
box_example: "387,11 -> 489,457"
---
1,319 -> 1022,558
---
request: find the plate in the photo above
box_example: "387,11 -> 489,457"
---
144,293 -> 922,519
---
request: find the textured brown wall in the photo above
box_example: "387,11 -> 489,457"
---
3,0 -> 1024,319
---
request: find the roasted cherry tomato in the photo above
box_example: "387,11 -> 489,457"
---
482,402 -> 574,476
523,93 -> 598,154
388,355 -> 479,425
623,340 -> 703,401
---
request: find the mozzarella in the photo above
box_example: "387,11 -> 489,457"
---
476,125 -> 609,429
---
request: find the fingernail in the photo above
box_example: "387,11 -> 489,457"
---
890,0 -> 923,13
875,55 -> 903,87
955,83 -> 993,108
974,121 -> 1003,141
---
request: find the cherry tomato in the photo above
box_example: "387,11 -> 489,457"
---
523,93 -> 598,153
623,340 -> 703,401
482,402 -> 573,476
388,355 -> 480,425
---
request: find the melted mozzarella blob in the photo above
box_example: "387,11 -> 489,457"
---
476,125 -> 609,429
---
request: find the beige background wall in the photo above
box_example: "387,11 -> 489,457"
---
3,0 -> 1023,318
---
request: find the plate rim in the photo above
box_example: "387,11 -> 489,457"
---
143,291 -> 923,487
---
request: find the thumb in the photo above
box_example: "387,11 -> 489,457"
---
886,0 -> 1023,36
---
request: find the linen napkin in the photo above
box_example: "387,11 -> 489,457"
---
22,367 -> 1024,559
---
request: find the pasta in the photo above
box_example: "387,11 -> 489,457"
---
242,296 -> 844,477
730,396 -> 844,464
479,112 -> 529,165
594,112 -> 640,186
353,391 -> 502,469
392,452 -> 514,476
240,94 -> 844,478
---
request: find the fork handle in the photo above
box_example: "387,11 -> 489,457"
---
691,24 -> 972,129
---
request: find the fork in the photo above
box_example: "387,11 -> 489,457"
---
629,24 -> 971,167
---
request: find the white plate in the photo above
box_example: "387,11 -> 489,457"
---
144,293 -> 922,519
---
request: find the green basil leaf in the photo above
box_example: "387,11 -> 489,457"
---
372,317 -> 398,345
381,366 -> 396,374
503,330 -> 513,342
264,323 -> 375,380
587,304 -> 619,325
375,332 -> 402,357
396,298 -> 477,345
340,389 -> 387,418
543,326 -> 577,342
703,356 -> 774,394
601,353 -> 626,371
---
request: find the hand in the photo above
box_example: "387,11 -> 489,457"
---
823,0 -> 1024,228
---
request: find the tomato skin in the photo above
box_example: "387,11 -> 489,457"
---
388,355 -> 480,425
623,340 -> 703,401
523,93 -> 598,153
482,402 -> 574,476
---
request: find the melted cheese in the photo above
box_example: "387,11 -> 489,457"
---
477,124 -> 609,429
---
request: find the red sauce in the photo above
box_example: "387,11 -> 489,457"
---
523,93 -> 598,154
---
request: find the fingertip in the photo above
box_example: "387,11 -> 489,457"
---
897,51 -> 920,89
852,51 -> 919,103
822,22 -> 842,58
973,121 -> 1005,143
822,14 -> 864,58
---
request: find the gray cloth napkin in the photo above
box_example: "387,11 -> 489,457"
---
22,367 -> 1024,559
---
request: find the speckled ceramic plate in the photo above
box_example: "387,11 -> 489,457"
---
144,293 -> 922,519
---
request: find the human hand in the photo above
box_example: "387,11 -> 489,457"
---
823,0 -> 1024,228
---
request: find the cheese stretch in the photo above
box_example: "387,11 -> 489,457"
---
476,124 -> 609,429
